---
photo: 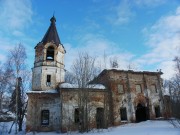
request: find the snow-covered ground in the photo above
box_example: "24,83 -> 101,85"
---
0,121 -> 26,135
1,120 -> 180,135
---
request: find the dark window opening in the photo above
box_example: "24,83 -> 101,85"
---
155,106 -> 161,118
46,46 -> 54,60
120,107 -> 127,121
41,110 -> 49,125
74,108 -> 80,123
46,75 -> 51,86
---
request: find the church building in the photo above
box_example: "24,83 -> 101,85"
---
26,16 -> 165,133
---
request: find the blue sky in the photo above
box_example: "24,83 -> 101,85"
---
0,0 -> 180,79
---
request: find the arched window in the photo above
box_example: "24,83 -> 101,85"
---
46,46 -> 54,60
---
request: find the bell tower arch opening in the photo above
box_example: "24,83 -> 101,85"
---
46,46 -> 55,60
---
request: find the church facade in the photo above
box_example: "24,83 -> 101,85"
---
26,16 -> 165,133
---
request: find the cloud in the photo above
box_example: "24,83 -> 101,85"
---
64,33 -> 134,71
0,0 -> 34,66
134,0 -> 167,7
0,0 -> 33,32
136,6 -> 180,79
63,1 -> 180,77
158,61 -> 176,79
0,54 -> 6,62
107,0 -> 135,25
106,0 -> 169,26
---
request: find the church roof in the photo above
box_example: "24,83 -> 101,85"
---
41,16 -> 61,46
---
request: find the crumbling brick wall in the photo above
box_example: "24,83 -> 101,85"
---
26,93 -> 60,132
95,69 -> 164,125
60,88 -> 109,132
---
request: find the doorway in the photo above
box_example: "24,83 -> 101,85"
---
136,103 -> 147,122
120,107 -> 127,121
155,106 -> 161,118
96,108 -> 104,129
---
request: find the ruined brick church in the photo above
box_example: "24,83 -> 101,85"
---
26,16 -> 164,132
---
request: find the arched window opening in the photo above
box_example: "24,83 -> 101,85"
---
46,46 -> 54,60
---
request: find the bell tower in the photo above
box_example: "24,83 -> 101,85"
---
32,16 -> 66,91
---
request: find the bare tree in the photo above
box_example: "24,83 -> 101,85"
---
103,51 -> 107,69
66,52 -> 101,132
165,56 -> 180,127
109,57 -> 118,68
0,61 -> 14,111
7,44 -> 29,132
65,71 -> 76,84
71,52 -> 100,88
127,62 -> 137,70
174,56 -> 180,74
169,57 -> 180,119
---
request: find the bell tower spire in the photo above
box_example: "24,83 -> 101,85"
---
32,16 -> 66,91
41,15 -> 62,46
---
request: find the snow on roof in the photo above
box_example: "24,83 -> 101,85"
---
59,83 -> 106,89
59,83 -> 78,88
87,84 -> 106,89
27,89 -> 58,94
103,68 -> 163,74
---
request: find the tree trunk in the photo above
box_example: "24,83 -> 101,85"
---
18,120 -> 22,131
0,95 -> 2,111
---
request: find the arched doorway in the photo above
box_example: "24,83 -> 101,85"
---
154,105 -> 161,118
136,103 -> 147,122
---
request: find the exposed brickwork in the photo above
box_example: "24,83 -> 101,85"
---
26,93 -> 61,132
60,89 -> 109,132
95,69 -> 164,124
